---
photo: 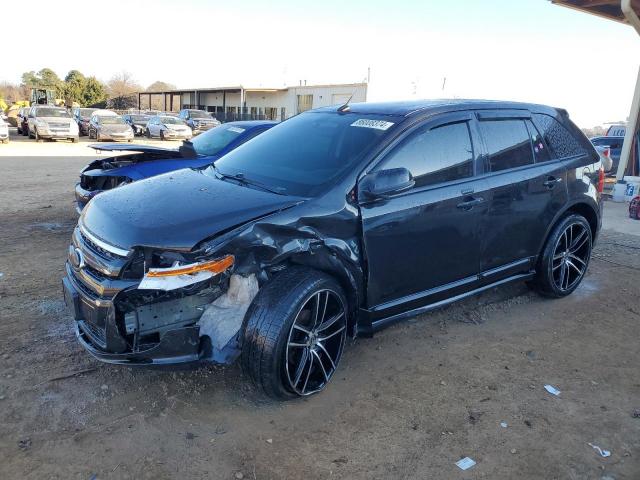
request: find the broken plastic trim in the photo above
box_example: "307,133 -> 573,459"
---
138,255 -> 234,291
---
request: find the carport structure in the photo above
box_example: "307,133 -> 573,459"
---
552,0 -> 640,179
137,86 -> 245,116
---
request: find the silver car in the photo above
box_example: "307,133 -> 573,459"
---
145,115 -> 192,140
88,115 -> 134,142
27,106 -> 79,142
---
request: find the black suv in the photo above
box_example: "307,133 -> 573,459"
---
63,100 -> 603,399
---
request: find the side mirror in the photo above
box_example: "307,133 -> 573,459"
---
358,168 -> 415,201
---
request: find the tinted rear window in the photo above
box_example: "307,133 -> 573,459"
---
479,120 -> 534,172
381,121 -> 474,187
533,114 -> 586,159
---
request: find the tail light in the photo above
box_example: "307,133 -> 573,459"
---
597,167 -> 605,193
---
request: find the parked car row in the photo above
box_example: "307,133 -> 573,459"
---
9,106 -> 220,143
63,99 -> 604,400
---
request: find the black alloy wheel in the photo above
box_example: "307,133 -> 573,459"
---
532,214 -> 592,298
241,267 -> 348,399
551,221 -> 591,292
285,289 -> 347,396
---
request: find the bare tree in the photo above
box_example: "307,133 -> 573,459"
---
107,71 -> 142,98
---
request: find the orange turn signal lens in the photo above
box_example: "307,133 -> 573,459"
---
146,255 -> 234,278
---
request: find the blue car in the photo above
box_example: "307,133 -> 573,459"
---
75,120 -> 276,212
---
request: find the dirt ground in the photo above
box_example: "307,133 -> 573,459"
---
1,129 -> 639,480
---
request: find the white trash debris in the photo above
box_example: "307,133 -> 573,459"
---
197,274 -> 259,352
544,384 -> 561,396
500,422 -> 508,428
588,443 -> 611,458
455,457 -> 476,470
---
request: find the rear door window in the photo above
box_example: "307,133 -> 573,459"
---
380,121 -> 474,188
479,120 -> 534,172
533,113 -> 586,159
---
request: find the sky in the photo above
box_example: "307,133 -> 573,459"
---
2,0 -> 639,127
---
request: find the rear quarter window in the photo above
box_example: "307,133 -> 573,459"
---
533,113 -> 586,159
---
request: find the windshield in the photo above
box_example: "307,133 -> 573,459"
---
162,117 -> 185,125
79,108 -> 95,117
190,124 -> 248,156
210,112 -> 399,197
189,110 -> 212,119
101,116 -> 126,125
131,115 -> 149,122
37,108 -> 70,118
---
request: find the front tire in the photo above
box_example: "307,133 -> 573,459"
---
241,267 -> 348,399
531,214 -> 592,298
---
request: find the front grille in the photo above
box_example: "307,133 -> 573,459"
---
68,266 -> 100,301
80,230 -> 123,261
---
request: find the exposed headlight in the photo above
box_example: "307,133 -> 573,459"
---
138,255 -> 234,291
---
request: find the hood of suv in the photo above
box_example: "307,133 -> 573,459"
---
80,168 -> 303,251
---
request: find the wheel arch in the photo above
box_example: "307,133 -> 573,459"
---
278,251 -> 362,339
538,200 -> 600,256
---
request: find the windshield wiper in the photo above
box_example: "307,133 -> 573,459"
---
213,166 -> 286,195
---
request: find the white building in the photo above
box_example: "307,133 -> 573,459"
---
137,82 -> 367,122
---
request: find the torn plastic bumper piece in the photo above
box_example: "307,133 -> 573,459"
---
75,321 -> 202,366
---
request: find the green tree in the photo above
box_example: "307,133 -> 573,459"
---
82,77 -> 107,106
21,68 -> 64,97
63,70 -> 87,104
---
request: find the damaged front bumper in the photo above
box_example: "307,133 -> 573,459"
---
62,226 -> 249,366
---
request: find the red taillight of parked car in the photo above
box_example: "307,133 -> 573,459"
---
597,167 -> 605,193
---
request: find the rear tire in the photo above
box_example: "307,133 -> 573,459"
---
241,267 -> 348,400
531,214 -> 592,298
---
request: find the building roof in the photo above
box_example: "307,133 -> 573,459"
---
141,83 -> 367,96
552,0 -> 640,24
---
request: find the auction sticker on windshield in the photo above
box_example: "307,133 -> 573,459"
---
350,119 -> 394,131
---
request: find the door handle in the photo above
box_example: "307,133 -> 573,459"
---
456,196 -> 485,210
543,176 -> 563,188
